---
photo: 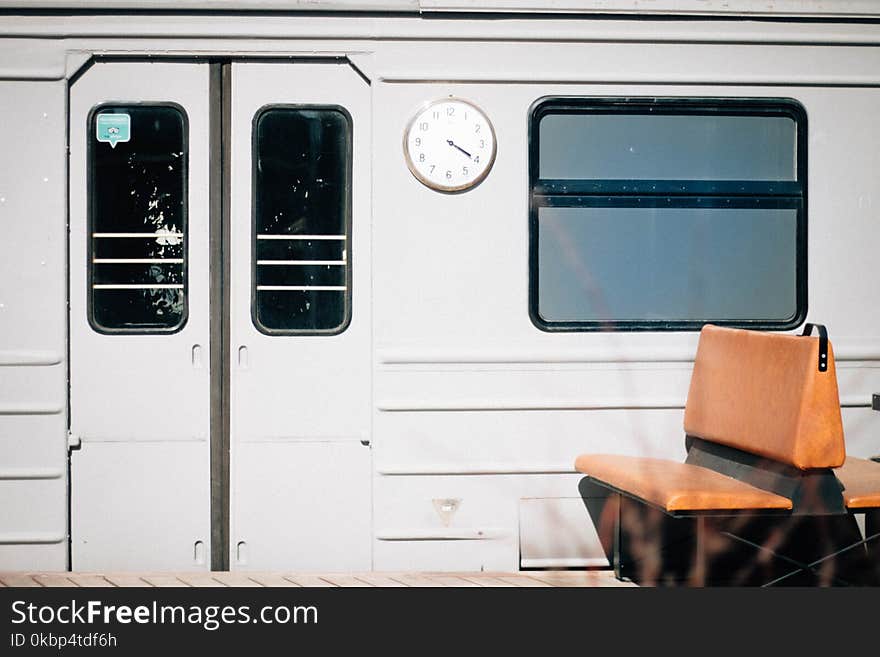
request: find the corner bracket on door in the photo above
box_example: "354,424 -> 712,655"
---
346,54 -> 375,86
65,52 -> 95,83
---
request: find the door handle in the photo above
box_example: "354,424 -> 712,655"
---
194,540 -> 206,566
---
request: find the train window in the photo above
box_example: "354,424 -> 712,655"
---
252,106 -> 352,334
529,98 -> 807,332
88,104 -> 188,333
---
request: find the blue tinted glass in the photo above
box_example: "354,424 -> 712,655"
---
539,114 -> 796,181
537,206 -> 798,323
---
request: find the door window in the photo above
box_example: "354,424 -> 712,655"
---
252,106 -> 352,334
88,104 -> 188,333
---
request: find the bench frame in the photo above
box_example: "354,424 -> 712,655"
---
580,472 -> 880,587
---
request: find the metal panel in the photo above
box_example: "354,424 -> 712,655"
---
373,81 -> 880,354
1,0 -> 879,17
232,441 -> 371,571
0,80 -> 67,570
842,407 -> 880,461
374,476 -> 516,573
69,62 -> 211,569
374,409 -> 689,476
519,498 -> 609,569
371,79 -> 880,571
4,15 -> 880,49
373,474 -> 585,571
0,39 -> 68,80
229,61 -> 372,569
0,0 -> 417,9
374,538 -> 513,571
369,41 -> 880,84
0,480 -> 66,544
419,0 -> 880,17
71,441 -> 210,571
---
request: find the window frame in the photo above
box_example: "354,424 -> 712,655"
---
250,103 -> 354,337
86,101 -> 190,335
528,96 -> 808,333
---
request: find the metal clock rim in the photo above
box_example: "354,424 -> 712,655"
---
402,96 -> 498,193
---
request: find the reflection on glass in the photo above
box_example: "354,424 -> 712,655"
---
89,105 -> 187,332
253,107 -> 351,333
537,206 -> 798,323
539,114 -> 796,181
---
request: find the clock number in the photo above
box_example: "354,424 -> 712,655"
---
415,137 -> 422,147
446,107 -> 455,116
419,122 -> 429,131
432,111 -> 439,120
446,170 -> 453,180
479,139 -> 485,149
474,124 -> 481,133
462,166 -> 469,176
419,153 -> 425,163
474,155 -> 480,164
430,165 -> 435,173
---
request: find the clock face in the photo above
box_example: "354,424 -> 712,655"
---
403,98 -> 497,192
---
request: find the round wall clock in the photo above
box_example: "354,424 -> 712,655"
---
403,97 -> 497,192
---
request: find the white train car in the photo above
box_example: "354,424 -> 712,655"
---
1,0 -> 879,574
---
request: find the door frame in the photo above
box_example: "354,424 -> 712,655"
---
208,61 -> 231,571
69,55 -> 370,571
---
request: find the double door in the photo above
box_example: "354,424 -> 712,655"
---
68,61 -> 371,571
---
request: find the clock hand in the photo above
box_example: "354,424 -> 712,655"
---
446,139 -> 472,159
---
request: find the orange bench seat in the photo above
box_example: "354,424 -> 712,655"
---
837,457 -> 880,510
575,454 -> 792,513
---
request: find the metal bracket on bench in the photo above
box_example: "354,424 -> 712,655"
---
684,436 -> 846,515
801,323 -> 829,372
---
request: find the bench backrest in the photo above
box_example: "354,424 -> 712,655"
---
684,325 -> 845,470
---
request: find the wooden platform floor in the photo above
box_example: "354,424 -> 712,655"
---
0,570 -> 633,588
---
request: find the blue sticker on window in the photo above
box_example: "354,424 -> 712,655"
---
96,113 -> 131,148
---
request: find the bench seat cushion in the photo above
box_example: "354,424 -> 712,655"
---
837,457 -> 880,509
575,454 -> 793,512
